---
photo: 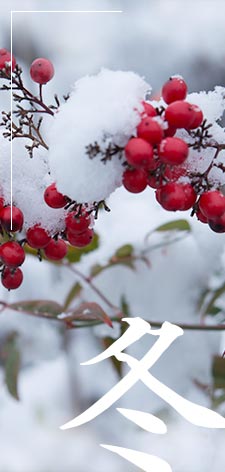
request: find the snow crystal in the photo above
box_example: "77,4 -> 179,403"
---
48,69 -> 150,203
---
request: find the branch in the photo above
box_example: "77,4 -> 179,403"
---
1,300 -> 225,331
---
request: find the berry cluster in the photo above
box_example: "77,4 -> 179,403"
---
122,76 -> 225,230
0,193 -> 95,290
0,51 -> 224,290
0,51 -> 95,289
0,49 -> 54,84
43,183 -> 94,248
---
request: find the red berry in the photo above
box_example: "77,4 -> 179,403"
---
158,137 -> 189,165
0,197 -> 4,210
65,211 -> 91,235
26,225 -> 51,249
208,213 -> 225,233
44,238 -> 68,260
196,208 -> 208,224
0,241 -> 25,268
156,182 -> 186,211
0,48 -> 16,71
146,156 -> 160,171
125,138 -> 154,169
30,58 -> 54,84
0,206 -> 24,232
1,267 -> 23,290
123,168 -> 148,193
164,124 -> 177,137
147,174 -> 160,189
163,165 -> 186,181
199,190 -> 225,219
181,183 -> 197,210
162,77 -> 187,104
165,101 -> 198,129
137,118 -> 164,145
67,228 -> 94,247
188,105 -> 203,129
141,101 -> 157,117
44,183 -> 67,208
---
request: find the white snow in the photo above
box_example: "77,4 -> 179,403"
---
0,131 -> 65,233
48,69 -> 149,203
187,87 -> 225,123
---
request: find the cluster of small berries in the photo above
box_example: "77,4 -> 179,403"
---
121,76 -> 225,234
0,192 -> 94,290
0,50 -> 224,289
0,48 -> 54,84
122,77 -> 205,217
0,49 -> 24,290
0,50 -> 95,289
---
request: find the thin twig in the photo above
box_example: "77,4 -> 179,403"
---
63,262 -> 120,312
1,300 -> 225,331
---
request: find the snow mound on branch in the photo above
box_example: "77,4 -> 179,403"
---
157,87 -> 225,189
187,86 -> 225,123
48,69 -> 150,203
180,89 -> 225,187
0,133 -> 65,232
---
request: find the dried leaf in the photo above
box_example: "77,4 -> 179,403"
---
66,302 -> 113,328
9,300 -> 63,318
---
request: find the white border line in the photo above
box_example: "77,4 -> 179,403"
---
10,9 -> 123,229
10,10 -> 13,230
12,10 -> 123,14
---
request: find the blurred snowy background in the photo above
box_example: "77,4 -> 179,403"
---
1,0 -> 225,471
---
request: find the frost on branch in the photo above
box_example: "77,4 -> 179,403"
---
48,69 -> 150,202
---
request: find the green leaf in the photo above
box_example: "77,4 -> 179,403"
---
9,300 -> 63,318
64,282 -> 82,310
90,264 -> 104,278
4,334 -> 20,401
66,233 -> 99,263
115,244 -> 134,258
212,355 -> 225,389
155,219 -> 191,232
102,336 -> 123,378
65,302 -> 113,328
24,245 -> 40,257
212,392 -> 225,409
120,295 -> 131,317
119,296 -> 131,336
202,282 -> 225,318
206,305 -> 222,316
116,259 -> 136,271
197,288 -> 211,311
